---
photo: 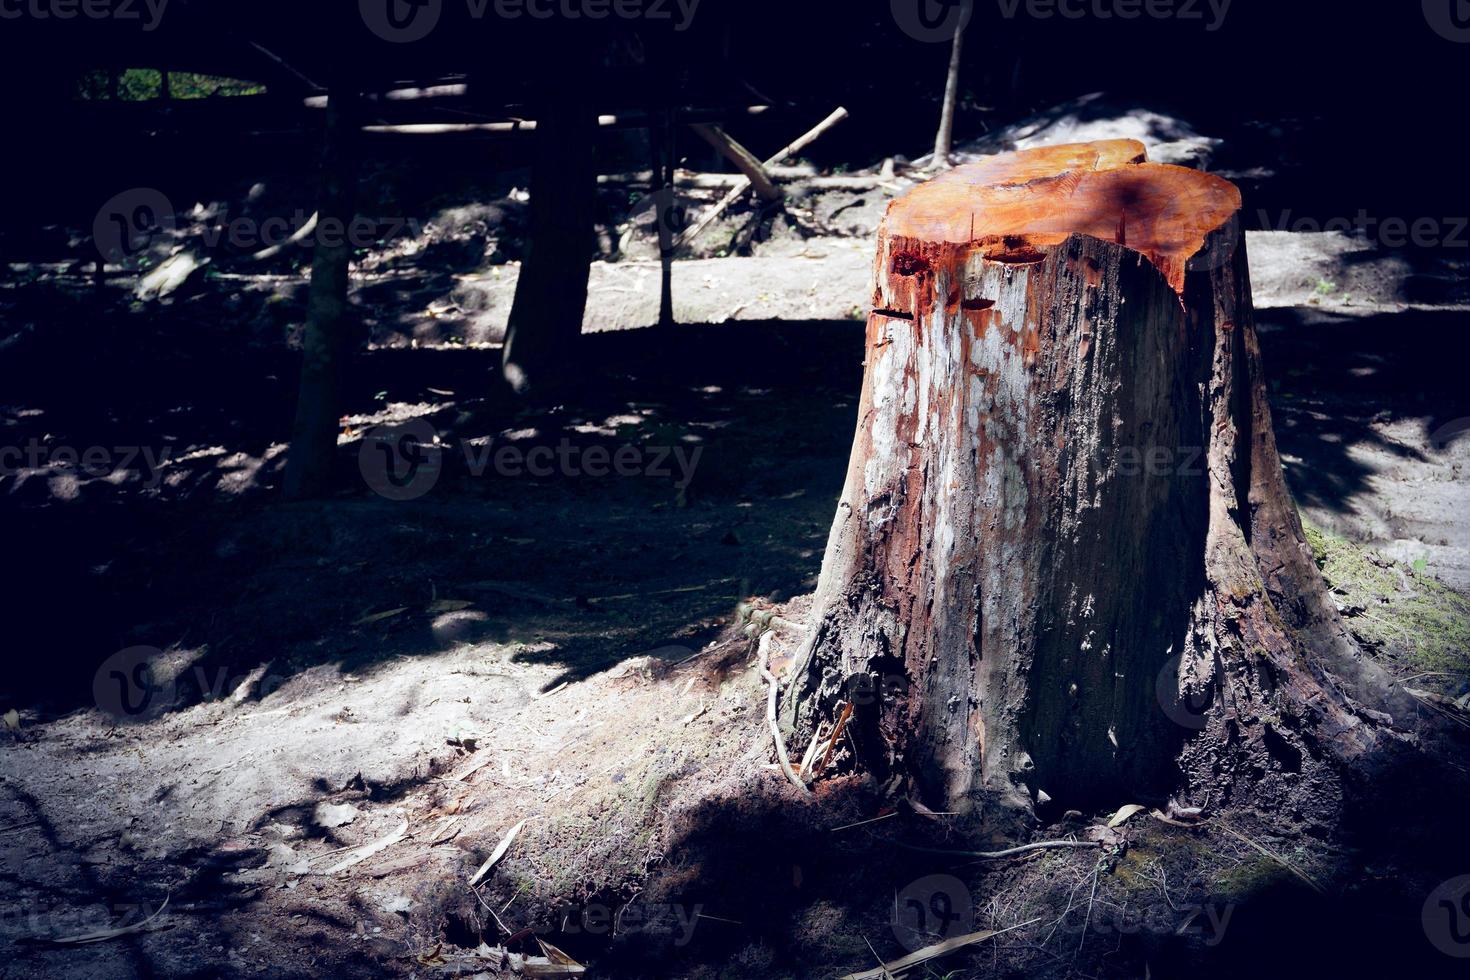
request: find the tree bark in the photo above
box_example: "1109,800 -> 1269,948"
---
500,92 -> 597,397
283,91 -> 358,500
785,140 -> 1404,826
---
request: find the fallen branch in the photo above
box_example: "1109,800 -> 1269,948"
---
894,839 -> 1100,860
1216,822 -> 1326,895
688,123 -> 781,202
598,165 -> 818,188
675,106 -> 849,250
737,601 -> 809,636
249,211 -> 318,261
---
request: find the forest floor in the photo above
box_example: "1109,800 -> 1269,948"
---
2,96 -> 1469,978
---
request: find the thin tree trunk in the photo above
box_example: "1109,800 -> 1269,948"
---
283,91 -> 357,499
931,0 -> 972,169
650,109 -> 676,330
500,93 -> 597,396
785,140 -> 1406,827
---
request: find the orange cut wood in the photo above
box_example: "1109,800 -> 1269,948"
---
883,141 -> 1241,294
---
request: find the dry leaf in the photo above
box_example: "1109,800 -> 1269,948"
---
841,927 -> 1001,980
1108,804 -> 1147,828
325,819 -> 409,875
468,818 -> 529,886
522,937 -> 586,976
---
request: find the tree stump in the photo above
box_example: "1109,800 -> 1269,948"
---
786,140 -> 1402,824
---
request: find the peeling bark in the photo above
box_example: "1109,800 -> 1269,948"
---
785,140 -> 1404,826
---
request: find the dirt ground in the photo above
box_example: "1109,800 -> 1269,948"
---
3,98 -> 1469,978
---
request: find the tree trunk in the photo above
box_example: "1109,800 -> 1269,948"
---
501,92 -> 597,396
649,110 -> 677,331
785,140 -> 1404,826
283,91 -> 358,499
931,0 -> 972,169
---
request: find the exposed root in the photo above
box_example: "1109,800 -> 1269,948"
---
757,632 -> 811,796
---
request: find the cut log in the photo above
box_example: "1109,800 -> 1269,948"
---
784,139 -> 1404,825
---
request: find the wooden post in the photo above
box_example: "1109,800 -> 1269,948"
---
785,140 -> 1403,827
283,91 -> 358,499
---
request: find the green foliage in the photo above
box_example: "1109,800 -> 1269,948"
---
75,69 -> 264,101
1304,521 -> 1470,678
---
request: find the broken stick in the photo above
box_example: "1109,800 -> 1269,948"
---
688,123 -> 781,202
675,106 -> 850,250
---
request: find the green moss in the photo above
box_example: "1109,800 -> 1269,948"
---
1304,521 -> 1470,681
1214,856 -> 1290,901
